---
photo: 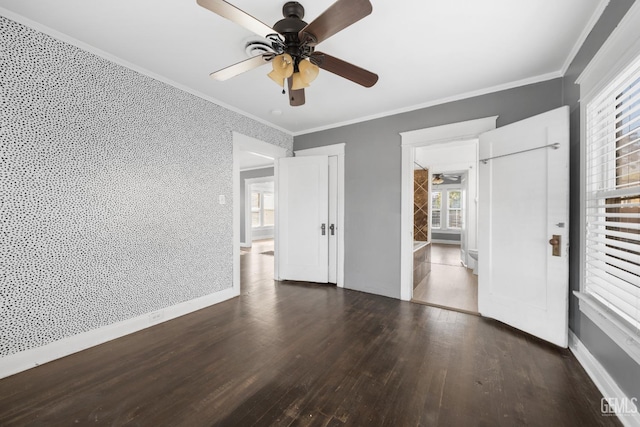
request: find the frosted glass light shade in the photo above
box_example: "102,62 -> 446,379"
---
291,72 -> 310,90
272,54 -> 293,77
268,70 -> 285,87
298,59 -> 319,84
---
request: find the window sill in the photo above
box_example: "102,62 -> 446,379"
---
574,291 -> 640,366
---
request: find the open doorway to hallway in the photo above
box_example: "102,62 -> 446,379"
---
409,141 -> 479,314
232,132 -> 287,295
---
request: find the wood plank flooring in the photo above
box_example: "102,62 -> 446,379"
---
0,244 -> 618,426
413,244 -> 479,314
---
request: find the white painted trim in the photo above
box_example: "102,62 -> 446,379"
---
0,287 -> 236,379
240,165 -> 276,173
0,7 -> 293,137
400,143 -> 415,301
400,117 -> 498,147
576,1 -> 640,98
294,143 -> 345,156
294,143 -> 345,288
233,132 -> 287,290
574,292 -> 640,366
576,0 -> 640,367
400,120 -> 494,301
569,331 -> 640,427
294,73 -> 555,136
560,0 -> 610,76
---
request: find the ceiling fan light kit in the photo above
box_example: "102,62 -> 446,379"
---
197,0 -> 378,106
267,53 -> 294,87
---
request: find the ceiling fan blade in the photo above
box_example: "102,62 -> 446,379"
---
298,0 -> 372,46
310,52 -> 378,87
210,54 -> 273,81
287,77 -> 306,106
197,0 -> 275,38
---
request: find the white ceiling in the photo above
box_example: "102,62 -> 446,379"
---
0,0 -> 605,135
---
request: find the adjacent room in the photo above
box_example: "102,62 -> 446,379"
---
1,0 -> 639,425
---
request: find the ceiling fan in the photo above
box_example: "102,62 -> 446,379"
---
197,0 -> 379,106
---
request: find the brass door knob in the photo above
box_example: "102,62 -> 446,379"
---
549,235 -> 561,257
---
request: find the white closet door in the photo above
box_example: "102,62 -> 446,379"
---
278,155 -> 329,282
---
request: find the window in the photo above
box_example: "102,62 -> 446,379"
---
251,190 -> 274,228
431,191 -> 442,228
431,188 -> 462,231
448,190 -> 462,229
584,54 -> 640,333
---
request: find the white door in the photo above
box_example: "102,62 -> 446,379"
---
278,155 -> 329,282
478,106 -> 569,347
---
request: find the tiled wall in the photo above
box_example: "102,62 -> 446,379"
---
0,16 -> 292,357
414,170 -> 429,241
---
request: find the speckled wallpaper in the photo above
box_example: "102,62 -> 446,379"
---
0,16 -> 292,357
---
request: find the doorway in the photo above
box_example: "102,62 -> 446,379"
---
232,132 -> 287,295
399,116 -> 498,304
412,152 -> 479,313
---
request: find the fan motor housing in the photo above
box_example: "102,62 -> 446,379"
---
283,2 -> 304,19
273,2 -> 307,36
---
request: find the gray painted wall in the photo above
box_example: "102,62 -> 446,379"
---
0,17 -> 292,357
240,167 -> 274,243
295,79 -> 562,298
562,0 -> 640,402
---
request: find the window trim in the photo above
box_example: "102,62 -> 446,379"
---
576,1 -> 640,365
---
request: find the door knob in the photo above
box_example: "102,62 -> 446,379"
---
329,224 -> 335,236
549,235 -> 561,257
321,223 -> 326,236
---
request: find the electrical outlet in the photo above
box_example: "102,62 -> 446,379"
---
218,195 -> 226,205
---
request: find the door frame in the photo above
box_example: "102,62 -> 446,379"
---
233,132 -> 287,296
399,117 -> 497,301
293,143 -> 345,288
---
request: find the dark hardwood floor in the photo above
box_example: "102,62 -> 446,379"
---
0,244 -> 618,426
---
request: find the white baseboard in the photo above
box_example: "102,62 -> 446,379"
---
569,331 -> 640,427
0,287 -> 238,380
240,241 -> 251,248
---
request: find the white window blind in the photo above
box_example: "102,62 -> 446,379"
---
585,53 -> 640,333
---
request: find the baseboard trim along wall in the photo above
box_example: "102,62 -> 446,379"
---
0,287 -> 238,380
569,331 -> 640,427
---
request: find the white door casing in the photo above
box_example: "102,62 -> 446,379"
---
328,156 -> 338,283
478,106 -> 570,347
278,155 -> 329,282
